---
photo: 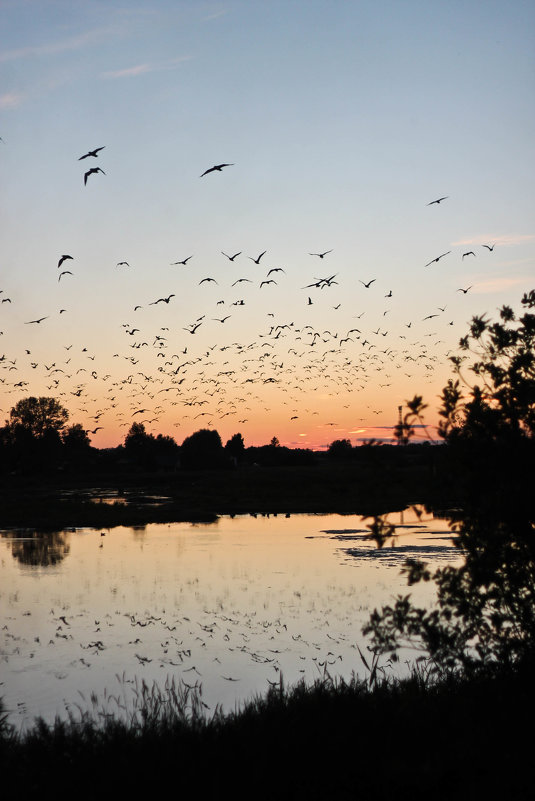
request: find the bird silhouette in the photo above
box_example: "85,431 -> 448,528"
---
457,286 -> 473,294
84,167 -> 105,185
78,147 -> 105,160
482,244 -> 495,251
221,251 -> 241,261
184,322 -> 202,334
359,279 -> 376,288
25,317 -> 49,324
150,294 -> 175,304
200,163 -> 234,177
427,196 -> 449,205
249,251 -> 266,264
309,250 -> 333,258
58,271 -> 73,282
199,277 -> 218,284
57,254 -> 73,269
425,251 -> 451,267
462,251 -> 476,259
171,256 -> 193,265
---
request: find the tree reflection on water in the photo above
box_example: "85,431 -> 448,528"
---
5,530 -> 71,566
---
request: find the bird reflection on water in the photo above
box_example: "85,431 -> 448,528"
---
0,509 -> 457,728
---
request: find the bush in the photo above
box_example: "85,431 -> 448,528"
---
364,290 -> 535,676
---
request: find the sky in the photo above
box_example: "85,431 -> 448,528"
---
1,0 -> 534,450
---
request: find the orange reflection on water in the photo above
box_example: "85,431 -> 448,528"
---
0,509 -> 459,728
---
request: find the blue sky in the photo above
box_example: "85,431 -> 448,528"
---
1,0 -> 534,448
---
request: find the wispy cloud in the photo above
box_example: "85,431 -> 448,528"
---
0,27 -> 116,64
0,91 -> 24,109
202,9 -> 230,22
453,233 -> 535,247
101,64 -> 151,79
101,56 -> 190,80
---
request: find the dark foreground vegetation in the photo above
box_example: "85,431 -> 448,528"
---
1,662 -> 534,801
1,291 -> 534,799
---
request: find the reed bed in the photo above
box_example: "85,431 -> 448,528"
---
1,661 -> 533,800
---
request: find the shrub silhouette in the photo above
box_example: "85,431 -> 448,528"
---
364,290 -> 535,676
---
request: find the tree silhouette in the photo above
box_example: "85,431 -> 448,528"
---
9,396 -> 69,438
364,290 -> 535,676
0,397 -> 70,471
62,423 -> 91,450
225,432 -> 245,461
180,428 -> 225,469
327,438 -> 353,458
124,423 -> 179,470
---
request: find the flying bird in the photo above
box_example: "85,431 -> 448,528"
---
84,167 -> 105,185
78,147 -> 105,160
116,261 -> 130,267
232,278 -> 252,286
309,250 -> 333,258
462,251 -> 476,259
457,286 -> 473,294
58,254 -> 73,269
425,251 -> 451,267
249,251 -> 266,264
58,271 -> 73,282
221,251 -> 241,261
200,163 -> 234,177
25,317 -> 49,324
482,244 -> 495,251
359,279 -> 376,288
199,277 -> 218,285
260,280 -> 277,288
171,256 -> 193,265
150,294 -> 175,305
427,196 -> 449,205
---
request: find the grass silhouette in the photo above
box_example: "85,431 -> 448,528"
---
1,662 -> 533,800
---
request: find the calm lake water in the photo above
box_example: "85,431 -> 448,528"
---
0,507 -> 460,729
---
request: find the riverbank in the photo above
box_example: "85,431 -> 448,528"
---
0,460 -> 448,529
1,663 -> 533,800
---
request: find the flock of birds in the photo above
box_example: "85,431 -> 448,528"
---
1,143 -> 495,446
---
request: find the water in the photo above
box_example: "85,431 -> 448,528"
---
0,507 -> 460,729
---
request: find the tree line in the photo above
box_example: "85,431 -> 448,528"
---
0,399 -> 324,474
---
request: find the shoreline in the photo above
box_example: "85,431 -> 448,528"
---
0,462 -> 446,529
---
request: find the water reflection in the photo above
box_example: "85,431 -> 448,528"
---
4,530 -> 71,567
0,508 -> 459,729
